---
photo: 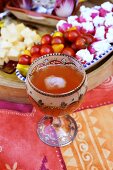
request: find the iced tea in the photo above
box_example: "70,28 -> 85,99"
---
30,64 -> 84,117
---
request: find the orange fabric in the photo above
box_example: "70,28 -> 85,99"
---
61,103 -> 113,170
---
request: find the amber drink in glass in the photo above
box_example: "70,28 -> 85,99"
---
26,53 -> 87,147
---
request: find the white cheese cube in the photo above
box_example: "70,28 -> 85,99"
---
0,59 -> 4,65
24,38 -> 34,48
0,49 -> 8,58
4,57 -> 9,63
7,48 -> 20,61
0,41 -> 12,49
14,42 -> 26,51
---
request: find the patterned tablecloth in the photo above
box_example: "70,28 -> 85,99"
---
61,75 -> 113,170
0,75 -> 113,170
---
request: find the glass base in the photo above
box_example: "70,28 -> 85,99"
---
37,115 -> 78,147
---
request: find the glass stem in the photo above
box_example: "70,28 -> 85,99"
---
52,117 -> 61,128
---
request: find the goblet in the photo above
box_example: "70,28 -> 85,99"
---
26,53 -> 87,147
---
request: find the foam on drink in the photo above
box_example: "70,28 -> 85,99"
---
44,75 -> 66,90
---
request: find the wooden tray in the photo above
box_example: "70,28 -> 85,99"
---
1,0 -> 113,104
0,53 -> 113,104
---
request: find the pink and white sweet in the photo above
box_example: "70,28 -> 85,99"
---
56,1 -> 113,63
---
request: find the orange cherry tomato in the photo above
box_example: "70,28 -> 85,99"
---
52,44 -> 64,53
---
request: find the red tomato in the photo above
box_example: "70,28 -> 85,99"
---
82,33 -> 95,45
75,37 -> 87,50
30,54 -> 41,63
71,42 -> 77,51
51,36 -> 64,45
30,44 -> 41,55
18,54 -> 31,65
64,31 -> 69,40
62,47 -> 75,57
41,34 -> 52,45
40,44 -> 54,55
67,30 -> 80,42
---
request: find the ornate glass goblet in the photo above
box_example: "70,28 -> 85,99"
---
26,53 -> 87,147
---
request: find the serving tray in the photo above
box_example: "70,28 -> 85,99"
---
6,2 -> 66,27
0,51 -> 113,104
0,1 -> 113,103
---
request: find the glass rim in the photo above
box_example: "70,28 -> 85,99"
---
26,53 -> 86,97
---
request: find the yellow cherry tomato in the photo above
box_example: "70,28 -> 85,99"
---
52,44 -> 64,53
68,26 -> 77,31
17,64 -> 30,77
52,31 -> 63,38
23,50 -> 31,56
0,21 -> 4,28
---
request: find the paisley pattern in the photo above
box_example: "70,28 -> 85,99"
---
98,76 -> 113,89
61,104 -> 113,170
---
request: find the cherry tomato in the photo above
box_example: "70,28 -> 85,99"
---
52,44 -> 64,53
71,43 -> 77,51
75,37 -> 87,50
82,33 -> 95,45
68,26 -> 77,31
52,31 -> 63,37
40,44 -> 54,55
18,54 -> 31,65
62,47 -> 75,57
30,44 -> 41,56
68,30 -> 80,42
51,36 -> 64,45
41,34 -> 52,45
23,50 -> 31,56
64,30 -> 80,42
30,54 -> 41,63
64,31 -> 69,40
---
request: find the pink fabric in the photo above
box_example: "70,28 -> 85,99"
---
0,100 -> 33,113
0,109 -> 66,170
79,75 -> 113,110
